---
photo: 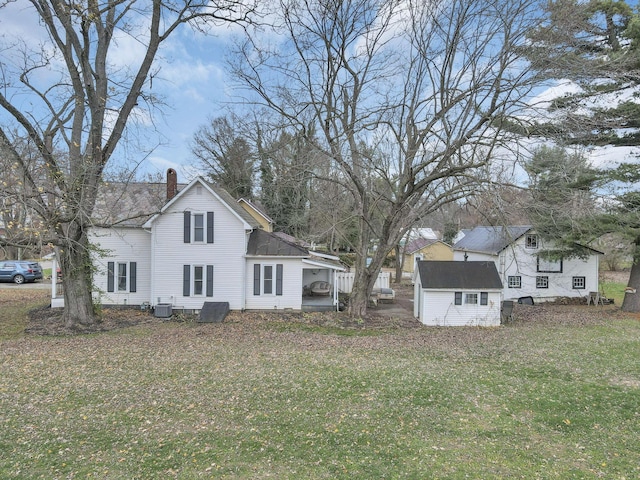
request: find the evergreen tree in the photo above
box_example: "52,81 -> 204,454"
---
523,0 -> 640,310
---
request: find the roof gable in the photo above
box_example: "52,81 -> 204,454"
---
143,177 -> 260,229
406,237 -> 443,254
417,260 -> 503,290
453,226 -> 532,255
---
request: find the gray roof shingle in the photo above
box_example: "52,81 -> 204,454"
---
417,260 -> 503,290
247,229 -> 309,257
92,182 -> 172,227
453,226 -> 532,255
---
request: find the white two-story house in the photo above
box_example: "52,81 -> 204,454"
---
82,170 -> 345,313
453,226 -> 602,302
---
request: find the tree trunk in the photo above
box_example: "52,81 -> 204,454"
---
347,266 -> 378,317
59,234 -> 96,328
394,244 -> 403,284
622,242 -> 640,312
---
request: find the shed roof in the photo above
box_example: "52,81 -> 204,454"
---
453,226 -> 532,255
416,260 -> 503,290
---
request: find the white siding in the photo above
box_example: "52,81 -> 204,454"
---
89,227 -> 152,306
150,185 -> 249,310
500,238 -> 600,301
418,289 -> 502,326
454,233 -> 600,302
245,258 -> 303,310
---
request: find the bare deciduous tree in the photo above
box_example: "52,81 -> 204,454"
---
0,0 -> 255,327
231,0 -> 540,315
191,115 -> 257,199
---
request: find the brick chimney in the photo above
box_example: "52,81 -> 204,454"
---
166,168 -> 178,200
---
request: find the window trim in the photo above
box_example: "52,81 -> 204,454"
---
536,276 -> 549,289
572,276 -> 586,289
193,213 -> 205,243
193,265 -> 204,296
537,256 -> 563,273
525,234 -> 539,249
262,264 -> 275,295
465,293 -> 478,305
508,276 -> 521,288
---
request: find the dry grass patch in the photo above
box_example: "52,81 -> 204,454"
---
1,289 -> 639,478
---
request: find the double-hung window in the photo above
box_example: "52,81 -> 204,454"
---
107,261 -> 137,293
184,211 -> 214,244
465,293 -> 478,304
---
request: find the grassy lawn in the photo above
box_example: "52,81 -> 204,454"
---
1,290 -> 639,479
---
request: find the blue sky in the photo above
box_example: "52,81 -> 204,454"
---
0,1 -> 243,182
1,1 -> 638,186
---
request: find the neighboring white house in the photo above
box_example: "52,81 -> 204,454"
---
452,226 -> 602,302
413,260 -> 503,326
82,172 -> 346,313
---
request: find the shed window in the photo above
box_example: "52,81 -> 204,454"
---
454,292 -> 462,305
465,293 -> 478,304
572,276 -> 586,289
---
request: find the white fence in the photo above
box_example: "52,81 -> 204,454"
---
336,271 -> 391,294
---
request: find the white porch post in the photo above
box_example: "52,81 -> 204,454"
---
51,255 -> 56,304
333,268 -> 339,311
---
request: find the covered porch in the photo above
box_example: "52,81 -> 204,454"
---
301,253 -> 346,312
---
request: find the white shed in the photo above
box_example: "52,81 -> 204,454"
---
414,260 -> 503,327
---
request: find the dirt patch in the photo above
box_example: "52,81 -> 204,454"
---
24,280 -> 631,336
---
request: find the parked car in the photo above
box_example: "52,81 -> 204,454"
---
0,261 -> 43,284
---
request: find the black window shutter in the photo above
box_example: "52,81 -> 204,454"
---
107,262 -> 114,292
207,211 -> 214,243
480,292 -> 488,305
184,211 -> 191,243
130,262 -> 137,293
183,265 -> 190,296
206,265 -> 214,297
253,264 -> 261,295
454,292 -> 462,305
276,264 -> 283,296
